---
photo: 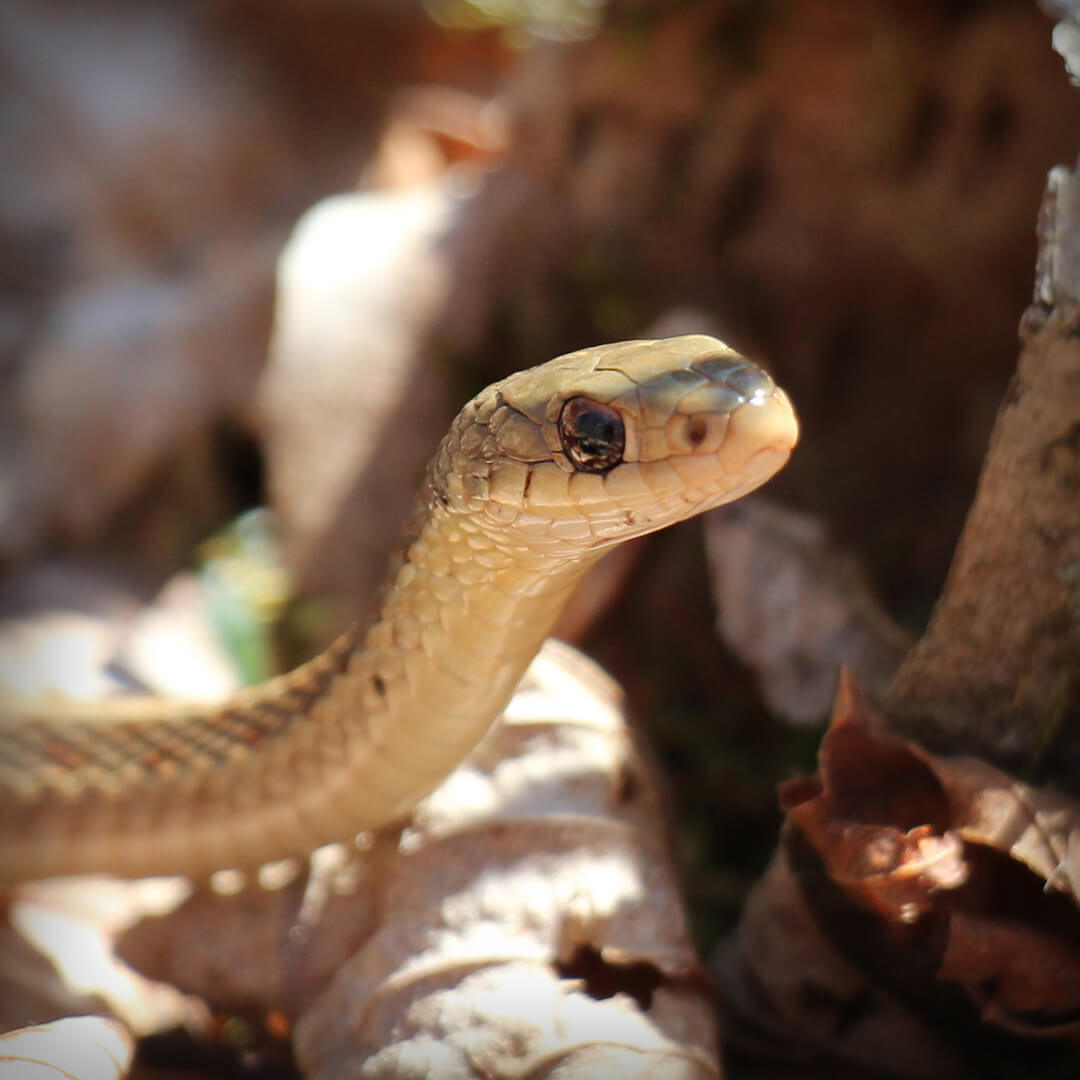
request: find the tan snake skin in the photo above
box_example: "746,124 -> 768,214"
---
0,336 -> 798,880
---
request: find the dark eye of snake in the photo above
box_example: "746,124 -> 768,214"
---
558,397 -> 625,473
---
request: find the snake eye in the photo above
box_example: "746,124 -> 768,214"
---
559,397 -> 625,473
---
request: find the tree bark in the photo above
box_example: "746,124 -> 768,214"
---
885,159 -> 1080,789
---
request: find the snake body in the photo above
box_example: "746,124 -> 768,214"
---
0,335 -> 797,881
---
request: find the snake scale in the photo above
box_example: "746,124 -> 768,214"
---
0,335 -> 798,881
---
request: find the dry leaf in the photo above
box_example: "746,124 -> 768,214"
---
776,672 -> 1080,1041
705,500 -> 912,726
940,909 -> 1080,1036
778,674 -> 969,924
715,849 -> 976,1080
365,87 -> 509,190
0,1016 -> 133,1080
258,184 -> 458,631
2,876 -> 205,1039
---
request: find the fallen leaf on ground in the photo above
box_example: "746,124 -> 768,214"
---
776,672 -> 1080,1041
715,846 -> 978,1080
705,500 -> 912,727
0,1016 -> 133,1080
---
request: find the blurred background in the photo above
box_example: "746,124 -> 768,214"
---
1,0 -> 1077,949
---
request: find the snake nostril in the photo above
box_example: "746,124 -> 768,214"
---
686,415 -> 707,447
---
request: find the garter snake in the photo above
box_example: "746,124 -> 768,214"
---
0,335 -> 798,880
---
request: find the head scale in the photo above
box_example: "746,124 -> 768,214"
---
438,335 -> 798,554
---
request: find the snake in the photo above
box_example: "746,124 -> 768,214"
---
0,335 -> 798,882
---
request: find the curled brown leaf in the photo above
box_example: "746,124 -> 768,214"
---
782,672 -> 1080,1039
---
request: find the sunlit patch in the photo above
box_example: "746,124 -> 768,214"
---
210,868 -> 246,895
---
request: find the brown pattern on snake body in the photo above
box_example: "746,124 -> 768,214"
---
0,625 -> 361,803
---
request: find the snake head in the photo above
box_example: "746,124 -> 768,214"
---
439,334 -> 799,553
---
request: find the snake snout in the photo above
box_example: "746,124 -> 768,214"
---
707,383 -> 799,505
749,384 -> 799,454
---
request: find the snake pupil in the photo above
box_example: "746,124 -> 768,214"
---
559,397 -> 625,473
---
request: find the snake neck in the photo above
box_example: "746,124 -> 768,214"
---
322,498 -> 596,824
